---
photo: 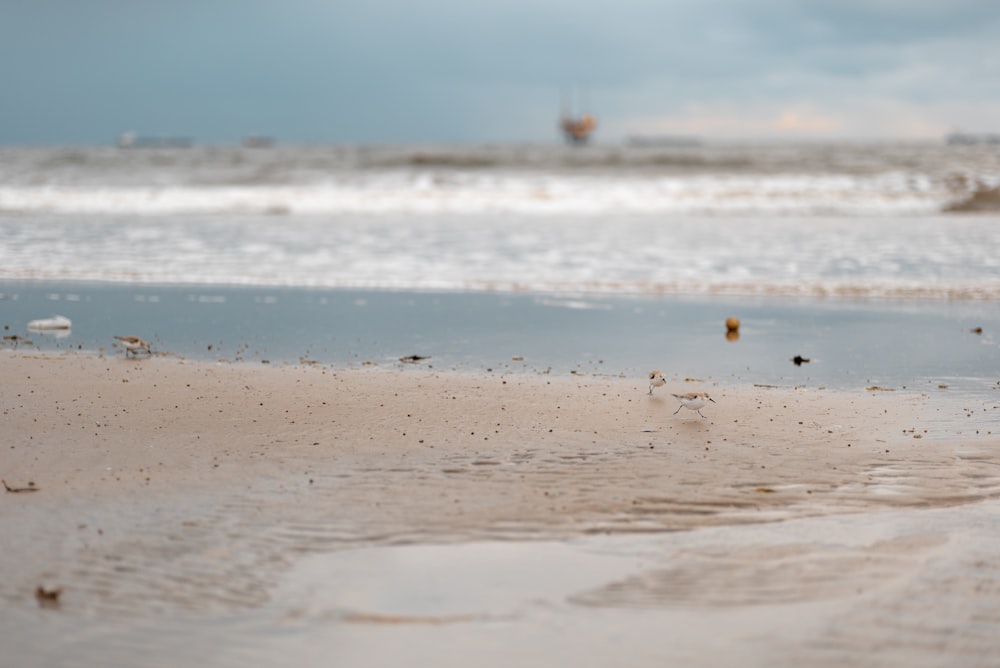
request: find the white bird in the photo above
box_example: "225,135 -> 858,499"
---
648,370 -> 666,395
671,392 -> 716,418
114,335 -> 151,357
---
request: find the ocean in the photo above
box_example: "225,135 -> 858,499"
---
1,141 -> 999,297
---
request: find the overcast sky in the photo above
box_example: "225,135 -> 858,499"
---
2,0 -> 999,145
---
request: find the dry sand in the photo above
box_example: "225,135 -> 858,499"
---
2,350 -> 1000,666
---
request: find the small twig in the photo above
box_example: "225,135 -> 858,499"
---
2,479 -> 39,493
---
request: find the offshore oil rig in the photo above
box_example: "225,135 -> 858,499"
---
559,89 -> 596,144
560,113 -> 597,144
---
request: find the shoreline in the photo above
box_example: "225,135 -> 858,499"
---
3,280 -> 998,399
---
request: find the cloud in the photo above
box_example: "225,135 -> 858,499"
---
613,90 -> 1000,141
614,104 -> 842,140
612,98 -> 963,140
774,109 -> 841,133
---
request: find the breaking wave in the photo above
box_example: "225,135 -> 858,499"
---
1,142 -> 999,217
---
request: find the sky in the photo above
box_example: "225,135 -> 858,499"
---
2,0 -> 999,145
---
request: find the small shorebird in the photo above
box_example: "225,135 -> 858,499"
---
648,370 -> 666,395
672,392 -> 716,418
115,335 -> 151,357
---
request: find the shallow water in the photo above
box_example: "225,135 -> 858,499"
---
3,281 -> 999,397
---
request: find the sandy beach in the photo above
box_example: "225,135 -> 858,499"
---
3,350 -> 1000,666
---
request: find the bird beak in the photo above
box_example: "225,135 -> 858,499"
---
709,397 -> 717,403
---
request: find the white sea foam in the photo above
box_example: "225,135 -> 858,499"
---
1,142 -> 999,217
2,143 -> 999,297
1,212 -> 998,299
0,173 -> 967,217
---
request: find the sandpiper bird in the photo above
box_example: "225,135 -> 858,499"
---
648,370 -> 666,395
114,335 -> 151,357
671,392 -> 716,418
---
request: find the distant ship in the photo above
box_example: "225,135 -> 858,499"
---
945,131 -> 1000,146
242,134 -> 275,148
626,135 -> 702,148
117,131 -> 193,149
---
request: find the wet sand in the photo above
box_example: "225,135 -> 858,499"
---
3,351 -> 1000,666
